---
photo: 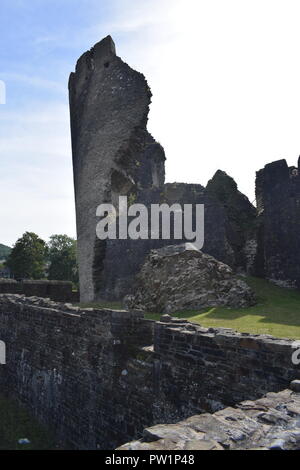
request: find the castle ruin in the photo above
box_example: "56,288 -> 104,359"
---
70,36 -> 300,302
69,36 -> 259,302
0,36 -> 299,451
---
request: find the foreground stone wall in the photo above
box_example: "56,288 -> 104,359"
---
150,317 -> 300,413
0,295 -> 153,449
0,296 -> 299,449
0,279 -> 20,294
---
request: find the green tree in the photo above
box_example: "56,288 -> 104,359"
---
6,232 -> 47,279
47,235 -> 78,285
0,244 -> 11,260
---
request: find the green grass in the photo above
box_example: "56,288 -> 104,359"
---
77,277 -> 300,340
77,301 -> 123,310
0,395 -> 55,450
146,277 -> 300,339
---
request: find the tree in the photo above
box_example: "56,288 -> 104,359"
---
47,235 -> 78,285
0,244 -> 11,260
6,232 -> 47,279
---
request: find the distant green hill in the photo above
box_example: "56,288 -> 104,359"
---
0,244 -> 11,260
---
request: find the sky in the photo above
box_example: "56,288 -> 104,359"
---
1,0 -> 300,246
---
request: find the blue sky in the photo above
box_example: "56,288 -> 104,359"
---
2,0 -> 300,246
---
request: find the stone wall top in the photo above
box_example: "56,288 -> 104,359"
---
117,388 -> 300,450
157,315 -> 297,346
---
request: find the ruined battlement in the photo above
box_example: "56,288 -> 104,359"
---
76,35 -> 116,73
255,159 -> 300,287
0,279 -> 75,302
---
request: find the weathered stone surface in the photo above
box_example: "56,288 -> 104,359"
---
255,159 -> 300,287
124,244 -> 256,313
69,36 -> 300,304
118,389 -> 300,450
206,170 -> 257,272
0,294 -> 154,449
0,279 -> 73,302
69,37 -> 258,302
0,296 -> 299,449
290,380 -> 300,393
0,278 -> 19,294
69,36 -> 166,302
161,182 -> 241,270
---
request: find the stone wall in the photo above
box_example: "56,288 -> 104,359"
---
69,36 -> 166,302
150,317 -> 300,414
205,171 -> 257,271
255,158 -> 300,287
0,295 -> 153,449
69,37 -> 257,302
0,296 -> 299,449
0,279 -> 20,294
0,279 -> 74,303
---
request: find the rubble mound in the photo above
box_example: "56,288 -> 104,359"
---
125,244 -> 256,313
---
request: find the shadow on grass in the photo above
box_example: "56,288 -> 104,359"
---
194,277 -> 300,327
76,277 -> 300,338
146,277 -> 300,339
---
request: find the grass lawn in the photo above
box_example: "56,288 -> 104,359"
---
77,300 -> 124,310
79,277 -> 300,340
146,277 -> 300,339
0,395 -> 55,450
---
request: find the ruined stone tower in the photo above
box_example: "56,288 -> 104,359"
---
70,37 -> 256,302
69,36 -> 165,302
255,158 -> 300,288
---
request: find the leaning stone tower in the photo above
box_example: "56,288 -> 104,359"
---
69,36 -> 165,302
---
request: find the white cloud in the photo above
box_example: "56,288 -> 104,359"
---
0,102 -> 74,246
96,0 -> 300,200
2,73 -> 66,94
3,0 -> 300,244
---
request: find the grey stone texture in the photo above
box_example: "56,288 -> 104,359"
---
255,158 -> 300,287
290,380 -> 300,393
70,36 -> 300,303
118,389 -> 300,450
69,36 -> 165,302
0,295 -> 299,449
124,244 -> 256,314
205,170 -> 257,272
0,279 -> 74,302
69,37 -> 257,302
0,278 -> 19,294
